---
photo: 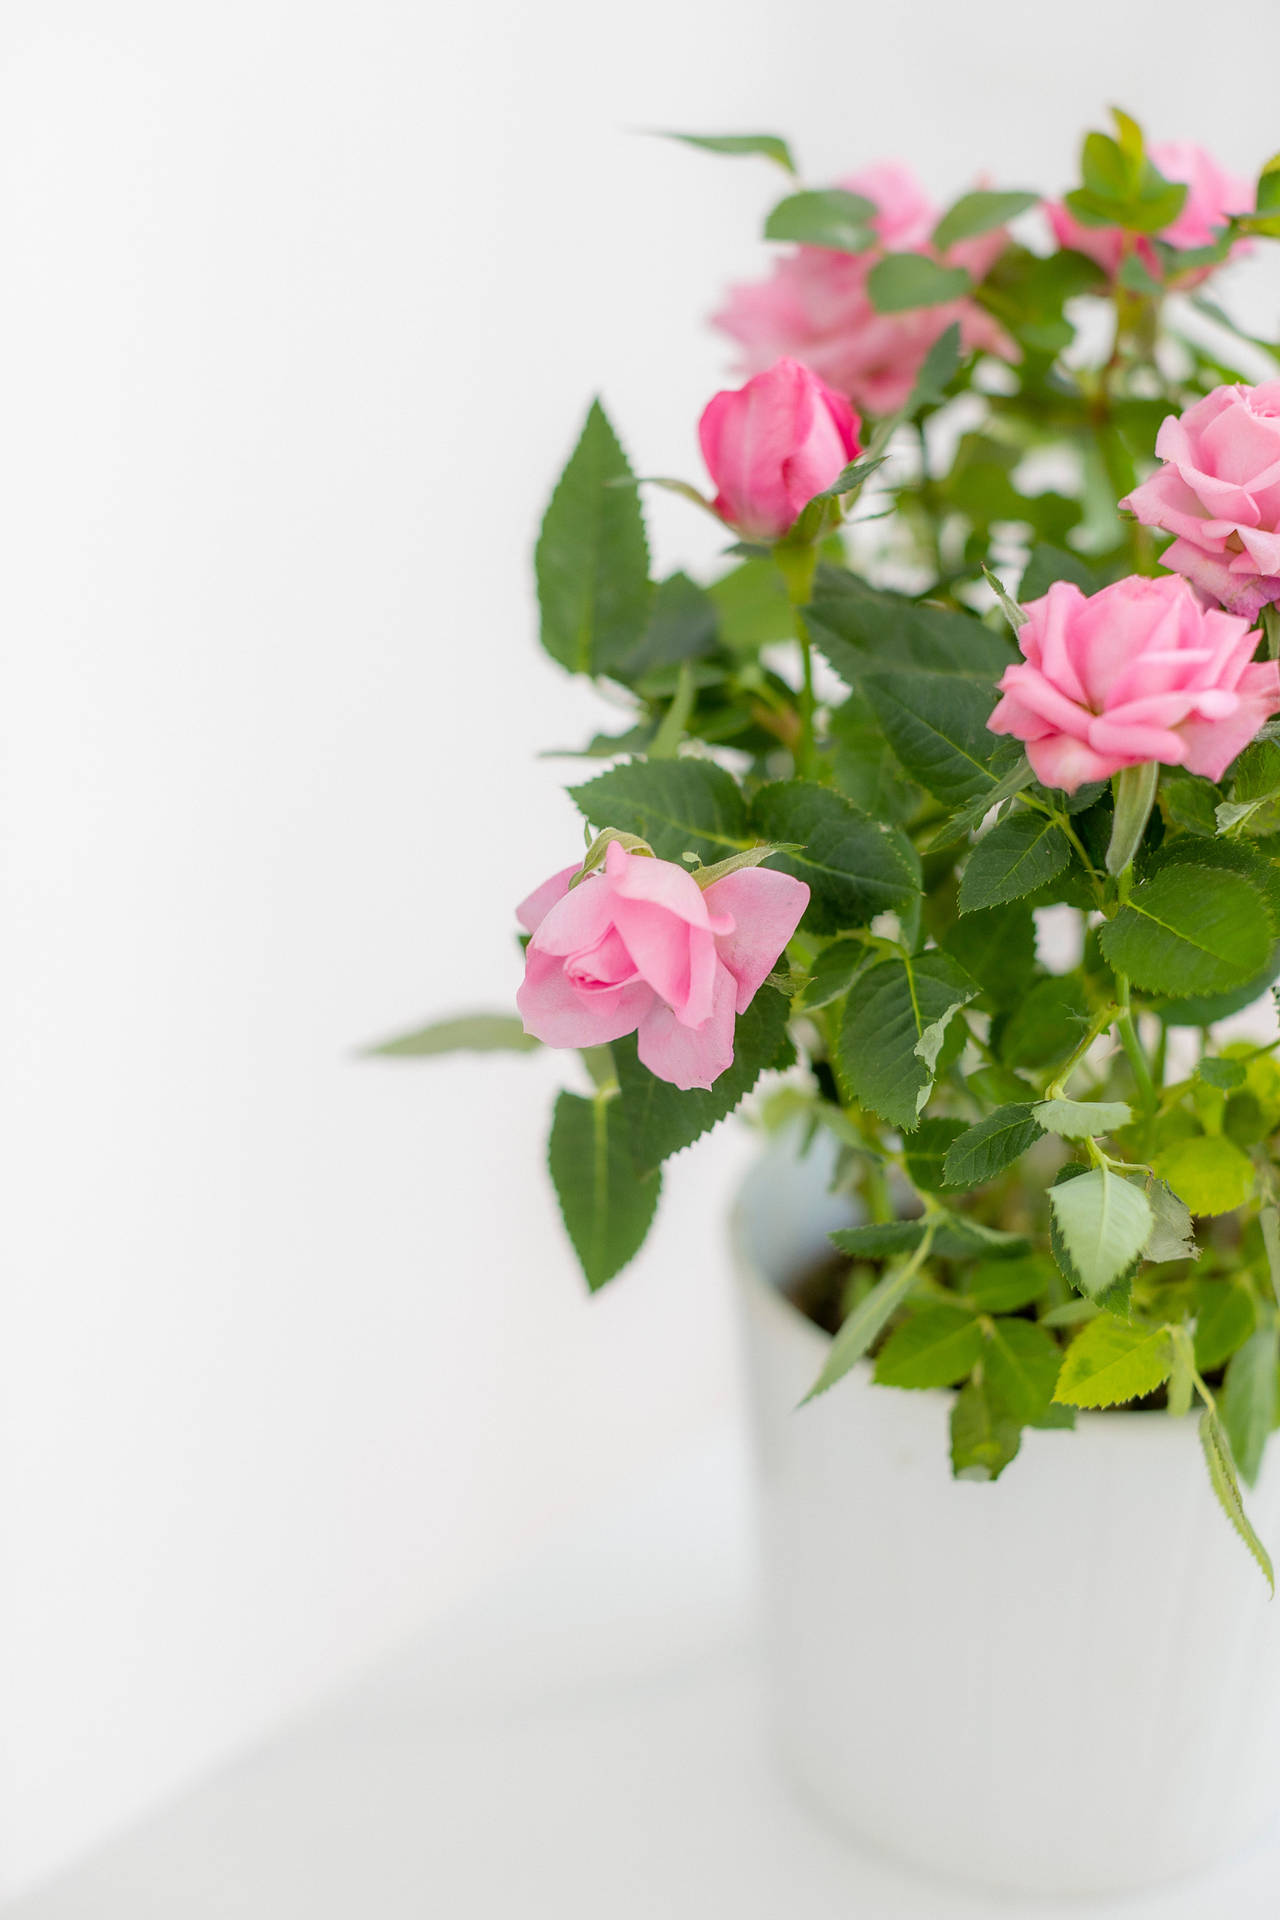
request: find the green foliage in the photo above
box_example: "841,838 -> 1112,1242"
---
368,1014 -> 539,1058
1032,1098 -> 1133,1140
951,1377 -> 1022,1480
1222,1319 -> 1280,1486
938,901 -> 1035,1008
535,400 -> 651,675
861,671 -> 1001,809
804,574 -> 1011,680
903,1117 -> 969,1192
803,1258 -> 923,1403
764,187 -> 875,250
1048,1168 -> 1154,1300
837,952 -> 979,1130
1152,1135 -> 1255,1217
874,1304 -> 983,1389
663,130 -> 796,172
1100,866 -> 1272,997
998,973 -> 1090,1070
965,1255 -> 1052,1313
1200,1409 -> 1275,1592
568,758 -> 749,865
943,1104 -> 1041,1188
548,1089 -> 661,1290
611,987 -> 789,1176
1193,1280 -> 1256,1374
958,811 -> 1072,911
931,189 -> 1038,250
983,1317 -> 1063,1424
868,253 -> 972,312
750,782 -> 921,934
1054,1315 -> 1174,1408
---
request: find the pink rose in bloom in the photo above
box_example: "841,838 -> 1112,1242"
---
1122,384 -> 1280,619
516,841 -> 809,1091
987,574 -> 1280,792
712,162 -> 1016,416
698,358 -> 861,541
1047,142 -> 1252,284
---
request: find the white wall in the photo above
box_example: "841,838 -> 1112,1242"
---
3,0 -> 1279,1898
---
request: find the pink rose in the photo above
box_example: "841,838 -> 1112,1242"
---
516,841 -> 809,1090
1047,141 -> 1252,285
698,358 -> 861,541
711,162 -> 1016,416
1122,384 -> 1280,619
987,573 -> 1280,792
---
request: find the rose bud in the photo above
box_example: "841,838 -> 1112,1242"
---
697,358 -> 861,542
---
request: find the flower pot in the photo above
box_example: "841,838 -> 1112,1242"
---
733,1137 -> 1280,1897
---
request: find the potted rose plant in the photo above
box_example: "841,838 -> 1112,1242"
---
380,113 -> 1280,1893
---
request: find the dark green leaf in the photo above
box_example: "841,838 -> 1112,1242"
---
548,1089 -> 661,1290
938,901 -> 1035,1008
610,986 -> 789,1176
805,572 -> 1012,679
1018,545 -> 1106,600
799,938 -> 869,1010
535,400 -> 651,674
764,187 -> 876,251
998,972 -> 1090,1070
903,1117 -> 969,1193
1101,865 -> 1272,997
838,952 -> 979,1130
620,571 -> 719,675
831,1217 -> 1030,1261
569,759 -> 749,866
751,781 -> 921,935
367,1013 -> 539,1058
943,1103 -> 1041,1188
868,253 -> 971,313
862,671 -> 1000,809
959,811 -> 1071,912
951,1377 -> 1021,1480
875,1305 -> 982,1389
965,1255 -> 1052,1313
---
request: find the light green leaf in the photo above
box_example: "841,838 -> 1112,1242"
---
548,1089 -> 661,1290
610,986 -> 790,1176
874,1304 -> 982,1389
1145,1177 -> 1198,1264
1168,1327 -> 1195,1419
1032,1098 -> 1133,1140
862,670 -> 1001,810
1048,1168 -> 1154,1299
1200,1408 -> 1275,1592
1054,1314 -> 1174,1408
959,811 -> 1071,912
367,1013 -> 540,1058
838,952 -> 979,1130
569,759 -> 749,866
535,400 -> 651,675
983,1317 -> 1063,1424
1152,1134 -> 1255,1217
931,189 -> 1039,251
661,130 -> 796,173
1194,1279 -> 1257,1373
1223,1319 -> 1280,1486
943,1103 -> 1041,1189
688,842 -> 802,889
751,781 -> 921,935
803,1257 -> 923,1402
867,253 -> 971,313
950,1377 -> 1022,1480
1099,865 -> 1272,997
764,187 -> 876,250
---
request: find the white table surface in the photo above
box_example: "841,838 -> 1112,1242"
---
11,1421 -> 1280,1919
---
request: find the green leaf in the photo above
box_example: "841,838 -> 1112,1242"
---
367,1013 -> 540,1058
708,558 -> 791,651
610,985 -> 789,1176
798,938 -> 869,1010
959,811 -> 1071,912
1032,1098 -> 1133,1140
1048,1168 -> 1154,1300
1019,545 -> 1107,600
569,759 -> 749,866
931,189 -> 1038,251
831,1217 -> 1030,1261
950,1377 -> 1022,1480
862,670 -> 1000,810
1100,865 -> 1272,996
1054,1314 -> 1174,1408
1143,1174 -> 1196,1264
620,571 -> 719,676
750,781 -> 921,935
1152,1135 -> 1255,1217
998,972 -> 1090,1070
867,253 -> 971,313
903,1117 -> 969,1193
1200,1408 -> 1275,1592
548,1089 -> 661,1290
938,901 -> 1035,1009
874,1304 -> 982,1389
661,130 -> 796,173
803,1257 -> 923,1402
1223,1319 -> 1280,1486
1198,1056 -> 1248,1091
764,187 -> 876,251
904,322 -> 963,411
1193,1279 -> 1256,1374
838,952 -> 979,1130
535,400 -> 651,675
805,572 -> 1012,680
965,1255 -> 1052,1313
943,1104 -> 1041,1189
927,755 -> 1035,853
984,1317 -> 1063,1424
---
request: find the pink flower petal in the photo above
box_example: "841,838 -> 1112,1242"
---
636,963 -> 738,1090
700,866 -> 810,1014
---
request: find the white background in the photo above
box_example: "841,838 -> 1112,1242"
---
3,0 -> 1280,1899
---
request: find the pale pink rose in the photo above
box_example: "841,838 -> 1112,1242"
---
516,841 -> 809,1090
1122,384 -> 1280,619
711,162 -> 1016,416
1046,141 -> 1252,285
698,358 -> 861,541
987,574 -> 1280,792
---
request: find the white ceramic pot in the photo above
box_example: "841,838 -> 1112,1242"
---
733,1137 -> 1280,1897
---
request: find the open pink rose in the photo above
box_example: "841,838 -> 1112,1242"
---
712,161 -> 1016,416
1047,141 -> 1252,285
1122,384 -> 1280,619
516,841 -> 808,1090
987,573 -> 1280,792
698,358 -> 861,541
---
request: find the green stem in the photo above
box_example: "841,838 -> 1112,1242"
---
1106,762 -> 1158,877
1044,1001 -> 1121,1099
1115,976 -> 1157,1119
794,602 -> 816,780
